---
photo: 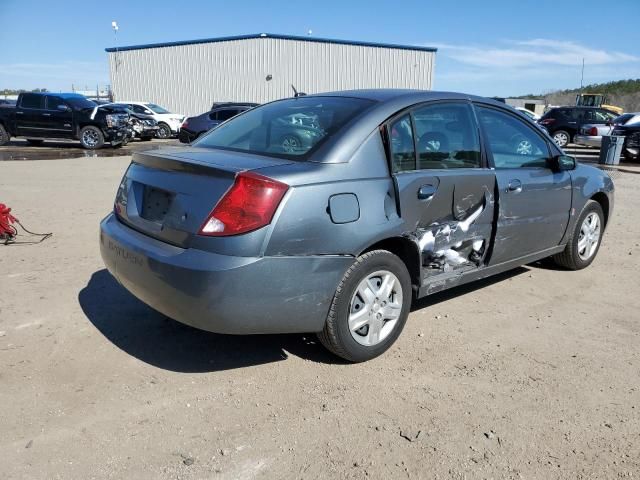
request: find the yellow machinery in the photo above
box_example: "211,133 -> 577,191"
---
576,94 -> 623,115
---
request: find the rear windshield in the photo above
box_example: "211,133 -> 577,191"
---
614,113 -> 634,125
193,96 -> 375,158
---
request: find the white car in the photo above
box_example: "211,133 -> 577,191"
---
515,107 -> 541,121
110,101 -> 185,138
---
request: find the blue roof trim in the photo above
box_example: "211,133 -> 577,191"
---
105,33 -> 437,53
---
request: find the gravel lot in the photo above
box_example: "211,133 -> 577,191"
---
1,155 -> 639,479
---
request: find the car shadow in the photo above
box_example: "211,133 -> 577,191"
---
78,269 -> 344,373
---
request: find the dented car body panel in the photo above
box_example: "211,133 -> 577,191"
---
100,90 -> 614,335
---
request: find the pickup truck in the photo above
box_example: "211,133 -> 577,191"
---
0,92 -> 129,149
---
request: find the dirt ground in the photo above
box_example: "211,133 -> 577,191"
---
1,156 -> 639,480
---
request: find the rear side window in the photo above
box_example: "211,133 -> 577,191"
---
194,96 -> 374,158
477,106 -> 549,169
216,109 -> 239,121
412,103 -> 481,169
20,94 -> 44,109
389,114 -> 415,172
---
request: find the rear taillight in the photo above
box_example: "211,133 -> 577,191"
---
589,127 -> 598,136
539,118 -> 556,126
199,172 -> 288,236
181,120 -> 189,129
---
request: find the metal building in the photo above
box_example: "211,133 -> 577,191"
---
105,33 -> 437,116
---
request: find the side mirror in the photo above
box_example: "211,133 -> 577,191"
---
57,104 -> 70,112
549,154 -> 576,172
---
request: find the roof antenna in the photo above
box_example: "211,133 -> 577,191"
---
291,84 -> 306,98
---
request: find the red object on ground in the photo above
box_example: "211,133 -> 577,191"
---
0,203 -> 18,237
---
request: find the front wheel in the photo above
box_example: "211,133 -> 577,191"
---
317,250 -> 412,362
552,200 -> 604,270
552,130 -> 571,148
79,126 -> 104,149
156,123 -> 172,139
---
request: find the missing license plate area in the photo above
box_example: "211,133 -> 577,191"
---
141,186 -> 174,222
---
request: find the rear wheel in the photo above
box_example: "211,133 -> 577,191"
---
26,139 -> 44,146
552,200 -> 604,270
79,126 -> 104,149
552,130 -> 571,148
0,124 -> 9,146
317,250 -> 412,362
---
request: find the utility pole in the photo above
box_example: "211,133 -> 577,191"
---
580,58 -> 585,90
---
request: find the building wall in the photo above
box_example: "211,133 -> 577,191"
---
108,37 -> 435,116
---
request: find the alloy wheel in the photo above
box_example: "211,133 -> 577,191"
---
348,270 -> 403,347
82,129 -> 99,148
553,132 -> 569,147
577,212 -> 601,261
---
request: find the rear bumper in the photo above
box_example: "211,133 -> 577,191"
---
574,135 -> 601,148
178,129 -> 197,143
99,213 -> 352,334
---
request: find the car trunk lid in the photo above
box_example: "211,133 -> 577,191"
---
115,147 -> 294,247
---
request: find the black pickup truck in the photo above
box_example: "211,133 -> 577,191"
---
0,92 -> 129,149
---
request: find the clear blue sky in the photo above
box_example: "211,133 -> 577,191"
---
1,0 -> 639,96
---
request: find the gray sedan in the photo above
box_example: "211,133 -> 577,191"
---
575,112 -> 640,148
100,90 -> 614,362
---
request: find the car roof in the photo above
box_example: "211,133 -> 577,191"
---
22,92 -> 88,99
305,89 -> 503,107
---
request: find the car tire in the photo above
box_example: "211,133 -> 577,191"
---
26,139 -> 45,146
0,124 -> 9,146
552,200 -> 604,270
552,130 -> 571,148
156,123 -> 171,139
317,250 -> 412,362
79,126 -> 104,149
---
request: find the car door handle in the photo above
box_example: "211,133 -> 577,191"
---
42,113 -> 51,116
417,184 -> 437,200
16,111 -> 23,115
507,179 -> 522,193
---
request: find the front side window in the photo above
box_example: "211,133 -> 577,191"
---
477,106 -> 549,169
412,102 -> 481,169
389,114 -> 415,173
46,96 -> 66,111
20,94 -> 44,109
195,96 -> 374,158
131,104 -> 148,114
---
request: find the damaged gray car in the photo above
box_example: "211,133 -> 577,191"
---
100,90 -> 614,362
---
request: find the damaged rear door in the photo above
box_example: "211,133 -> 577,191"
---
388,101 -> 497,292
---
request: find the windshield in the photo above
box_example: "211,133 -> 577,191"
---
146,103 -> 171,114
67,96 -> 97,109
194,96 -> 375,158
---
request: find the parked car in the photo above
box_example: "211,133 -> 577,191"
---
0,99 -> 16,107
515,107 -> 540,121
105,103 -> 159,141
574,112 -> 640,148
178,102 -> 257,143
612,117 -> 640,162
100,90 -> 614,362
105,102 -> 185,139
0,92 -> 129,149
538,106 -> 618,148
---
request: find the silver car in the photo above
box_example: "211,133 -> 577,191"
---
575,112 -> 640,148
100,90 -> 614,362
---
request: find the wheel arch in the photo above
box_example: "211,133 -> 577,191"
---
590,191 -> 610,227
359,236 -> 421,290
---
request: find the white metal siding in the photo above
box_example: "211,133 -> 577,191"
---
108,38 -> 434,116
